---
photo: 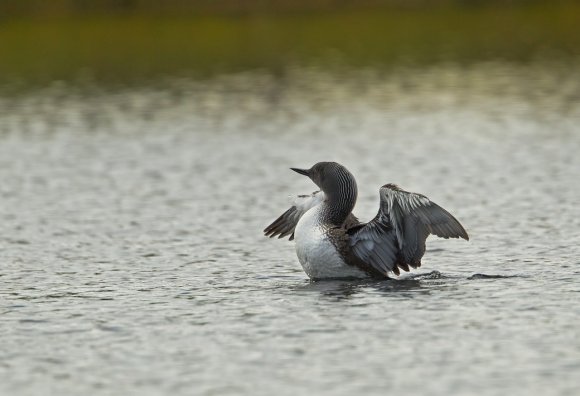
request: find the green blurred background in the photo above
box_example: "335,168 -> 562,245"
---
1,0 -> 579,89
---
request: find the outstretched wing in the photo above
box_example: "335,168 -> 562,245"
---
264,191 -> 325,241
348,184 -> 469,275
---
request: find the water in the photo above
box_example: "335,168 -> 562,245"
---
1,63 -> 579,396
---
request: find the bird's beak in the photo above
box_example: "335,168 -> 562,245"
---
290,167 -> 310,176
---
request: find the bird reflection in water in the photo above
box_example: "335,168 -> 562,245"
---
293,271 -> 447,301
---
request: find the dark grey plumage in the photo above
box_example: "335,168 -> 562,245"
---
347,183 -> 469,276
264,162 -> 469,278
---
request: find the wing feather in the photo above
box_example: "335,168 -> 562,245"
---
348,184 -> 468,275
264,191 -> 325,241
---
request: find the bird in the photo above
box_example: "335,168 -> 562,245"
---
264,161 -> 469,280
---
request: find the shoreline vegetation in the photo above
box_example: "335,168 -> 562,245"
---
2,0 -> 580,16
1,1 -> 580,88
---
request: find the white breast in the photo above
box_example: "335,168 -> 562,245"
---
294,206 -> 367,280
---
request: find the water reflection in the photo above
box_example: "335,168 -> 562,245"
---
2,62 -> 579,138
292,269 -> 531,301
294,277 -> 426,301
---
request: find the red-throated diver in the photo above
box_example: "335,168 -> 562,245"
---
264,162 -> 469,280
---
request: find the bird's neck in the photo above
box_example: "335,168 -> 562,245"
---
322,182 -> 358,226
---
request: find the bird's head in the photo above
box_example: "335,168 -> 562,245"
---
291,162 -> 356,198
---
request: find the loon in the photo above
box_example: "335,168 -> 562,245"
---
264,162 -> 469,280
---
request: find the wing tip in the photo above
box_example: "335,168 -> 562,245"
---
457,224 -> 470,241
263,227 -> 295,241
443,230 -> 469,241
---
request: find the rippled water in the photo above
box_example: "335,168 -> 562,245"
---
1,63 -> 580,396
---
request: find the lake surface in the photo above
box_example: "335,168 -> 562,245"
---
1,62 -> 579,395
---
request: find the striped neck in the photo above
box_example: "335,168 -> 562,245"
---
321,169 -> 358,226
